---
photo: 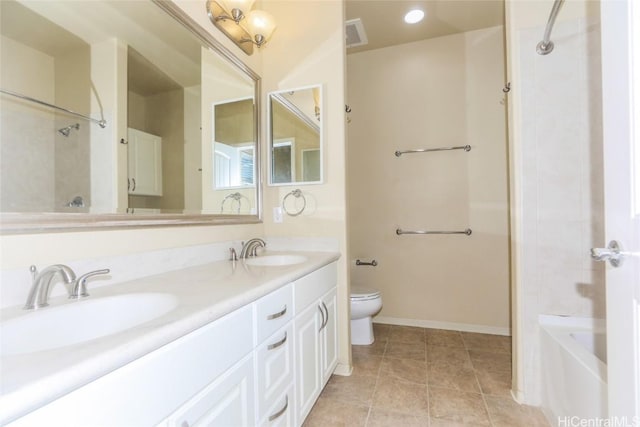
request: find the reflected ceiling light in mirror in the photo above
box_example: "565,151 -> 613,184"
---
206,0 -> 276,55
404,9 -> 425,24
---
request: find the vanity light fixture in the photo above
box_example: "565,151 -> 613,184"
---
206,0 -> 277,55
404,9 -> 425,24
223,0 -> 255,23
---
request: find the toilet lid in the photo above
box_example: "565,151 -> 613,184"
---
350,286 -> 381,301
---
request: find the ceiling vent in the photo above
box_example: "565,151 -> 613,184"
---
345,18 -> 368,48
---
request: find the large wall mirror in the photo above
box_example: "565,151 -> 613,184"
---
268,85 -> 323,186
0,0 -> 261,232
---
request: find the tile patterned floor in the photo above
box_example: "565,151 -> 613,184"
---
304,324 -> 549,427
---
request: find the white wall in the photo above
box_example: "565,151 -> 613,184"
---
184,85 -> 202,212
55,46 -> 91,212
0,36 -> 56,212
260,0 -> 351,373
347,26 -> 510,333
506,0 -> 604,405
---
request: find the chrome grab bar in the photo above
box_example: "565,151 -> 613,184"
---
356,259 -> 377,267
395,145 -> 470,157
0,88 -> 107,128
396,228 -> 472,236
536,0 -> 565,55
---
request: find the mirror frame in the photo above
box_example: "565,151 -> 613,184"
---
0,0 -> 262,234
267,84 -> 324,187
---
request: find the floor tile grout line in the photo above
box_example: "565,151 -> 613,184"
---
465,338 -> 499,427
342,326 -> 526,427
363,337 -> 386,427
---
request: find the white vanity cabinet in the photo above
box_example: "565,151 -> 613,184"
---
9,305 -> 255,427
293,263 -> 338,425
6,261 -> 338,427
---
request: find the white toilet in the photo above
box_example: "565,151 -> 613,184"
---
350,286 -> 383,345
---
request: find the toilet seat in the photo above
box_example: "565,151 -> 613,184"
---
350,287 -> 381,301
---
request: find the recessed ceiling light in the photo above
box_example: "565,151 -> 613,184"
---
404,9 -> 425,24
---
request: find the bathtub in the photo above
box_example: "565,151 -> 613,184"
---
539,315 -> 608,423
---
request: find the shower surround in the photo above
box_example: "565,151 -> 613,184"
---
507,0 -> 604,406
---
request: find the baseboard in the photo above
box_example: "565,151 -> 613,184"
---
332,362 -> 353,376
510,388 -> 524,403
374,316 -> 511,336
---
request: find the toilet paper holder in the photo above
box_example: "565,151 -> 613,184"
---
356,259 -> 377,267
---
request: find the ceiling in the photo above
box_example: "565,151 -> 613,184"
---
345,0 -> 504,54
1,0 -> 201,88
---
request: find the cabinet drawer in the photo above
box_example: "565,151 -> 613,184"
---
294,263 -> 337,314
255,324 -> 294,420
258,385 -> 294,427
255,283 -> 293,344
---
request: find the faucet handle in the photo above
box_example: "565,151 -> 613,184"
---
229,248 -> 238,262
70,268 -> 110,299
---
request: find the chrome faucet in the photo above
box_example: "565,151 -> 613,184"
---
24,264 -> 76,310
239,238 -> 266,258
69,269 -> 110,299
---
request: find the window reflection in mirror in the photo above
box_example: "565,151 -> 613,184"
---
0,0 -> 260,220
268,85 -> 322,186
213,97 -> 256,214
203,50 -> 256,215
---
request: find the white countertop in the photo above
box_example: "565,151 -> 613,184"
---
0,251 -> 340,424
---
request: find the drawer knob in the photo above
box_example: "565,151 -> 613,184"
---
268,395 -> 289,422
267,332 -> 287,350
267,305 -> 287,320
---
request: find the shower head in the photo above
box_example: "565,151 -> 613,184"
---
58,123 -> 80,137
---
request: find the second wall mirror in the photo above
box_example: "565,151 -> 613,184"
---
268,85 -> 323,186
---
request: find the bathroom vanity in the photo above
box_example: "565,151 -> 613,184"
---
0,252 -> 339,426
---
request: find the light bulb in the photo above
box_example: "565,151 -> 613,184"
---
245,10 -> 277,46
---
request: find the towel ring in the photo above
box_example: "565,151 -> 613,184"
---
282,189 -> 306,216
220,192 -> 249,214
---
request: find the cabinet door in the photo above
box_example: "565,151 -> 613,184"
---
294,302 -> 322,424
162,355 -> 255,427
128,128 -> 162,196
320,287 -> 338,385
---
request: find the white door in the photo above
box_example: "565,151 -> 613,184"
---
128,128 -> 163,196
600,0 -> 640,419
162,356 -> 256,427
294,302 -> 322,424
320,288 -> 338,385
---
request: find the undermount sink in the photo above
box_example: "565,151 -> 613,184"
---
244,254 -> 308,266
1,293 -> 178,356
